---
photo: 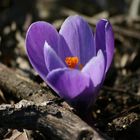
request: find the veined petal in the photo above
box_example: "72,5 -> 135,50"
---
82,50 -> 105,87
46,68 -> 93,100
58,35 -> 73,62
44,42 -> 65,72
95,19 -> 114,72
25,21 -> 59,79
59,15 -> 95,65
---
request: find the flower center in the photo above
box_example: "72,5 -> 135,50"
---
65,57 -> 83,70
65,57 -> 79,69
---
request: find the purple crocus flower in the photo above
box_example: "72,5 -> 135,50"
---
25,15 -> 114,110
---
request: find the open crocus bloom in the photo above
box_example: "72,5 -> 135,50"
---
26,15 -> 114,110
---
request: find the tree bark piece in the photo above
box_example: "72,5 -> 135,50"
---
0,63 -> 108,140
0,100 -> 94,140
0,63 -> 55,103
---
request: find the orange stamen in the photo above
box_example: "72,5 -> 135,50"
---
65,57 -> 79,69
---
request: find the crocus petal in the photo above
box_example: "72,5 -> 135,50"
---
95,19 -> 114,72
26,21 -> 59,79
82,50 -> 105,87
46,68 -> 93,100
59,15 -> 95,65
44,42 -> 65,72
58,35 -> 73,62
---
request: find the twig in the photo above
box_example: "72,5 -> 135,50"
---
109,103 -> 140,121
102,86 -> 127,93
128,0 -> 140,20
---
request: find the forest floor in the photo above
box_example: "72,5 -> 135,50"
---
0,1 -> 140,140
